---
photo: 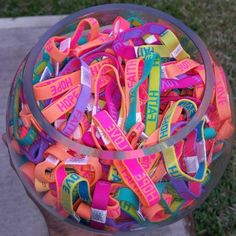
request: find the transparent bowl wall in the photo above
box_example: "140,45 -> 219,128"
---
6,3 -> 235,235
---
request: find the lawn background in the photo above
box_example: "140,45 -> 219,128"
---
0,0 -> 235,235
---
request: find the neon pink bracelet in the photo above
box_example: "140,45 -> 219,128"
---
91,180 -> 111,229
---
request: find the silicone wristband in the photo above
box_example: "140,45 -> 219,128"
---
13,82 -> 37,146
84,51 -> 121,93
55,164 -> 67,210
41,85 -> 81,123
93,110 -> 160,207
34,155 -> 60,183
156,182 -> 185,216
45,18 -> 100,62
33,70 -> 81,100
115,188 -> 144,223
33,58 -> 48,84
44,143 -> 72,162
39,62 -> 53,82
106,196 -> 121,220
171,178 -> 202,200
10,138 -> 21,155
124,58 -> 144,121
127,122 -> 145,148
112,16 -> 130,36
61,173 -> 91,217
19,162 -> 35,184
143,33 -> 159,45
58,57 -> 81,76
91,63 -> 126,137
91,180 -> 111,229
58,55 -> 116,93
142,203 -> 168,223
108,165 -> 122,183
64,156 -> 102,186
128,17 -> 144,27
159,99 -> 207,182
72,33 -> 113,58
62,85 -> 90,137
159,29 -> 190,61
45,36 -> 70,63
113,23 -> 166,59
125,53 -> 157,132
42,190 -> 57,207
145,54 -> 161,136
162,58 -> 200,78
75,202 -> 91,220
20,138 -> 47,164
70,17 -> 100,48
136,45 -> 171,58
214,63 -> 231,122
35,178 -> 50,192
105,80 -> 121,123
161,74 -> 202,93
76,195 -> 120,221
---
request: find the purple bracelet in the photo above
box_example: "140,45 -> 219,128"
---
113,23 -> 167,59
171,178 -> 202,200
20,139 -> 47,164
62,84 -> 90,137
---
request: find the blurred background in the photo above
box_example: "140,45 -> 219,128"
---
0,0 -> 235,235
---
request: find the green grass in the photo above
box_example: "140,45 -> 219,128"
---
1,0 -> 235,235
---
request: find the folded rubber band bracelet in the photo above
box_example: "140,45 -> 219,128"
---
13,81 -> 37,146
93,110 -> 161,207
145,54 -> 161,136
61,172 -> 91,220
91,180 -> 111,229
159,99 -> 207,182
125,52 -> 157,132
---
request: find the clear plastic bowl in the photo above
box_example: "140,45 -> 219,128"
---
5,3 -> 235,234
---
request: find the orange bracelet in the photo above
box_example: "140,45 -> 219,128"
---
20,162 -> 36,184
34,71 -> 81,100
42,85 -> 81,123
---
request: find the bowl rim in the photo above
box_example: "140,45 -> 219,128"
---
23,3 -> 214,159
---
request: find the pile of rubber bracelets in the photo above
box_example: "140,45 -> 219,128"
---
10,16 -> 234,231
